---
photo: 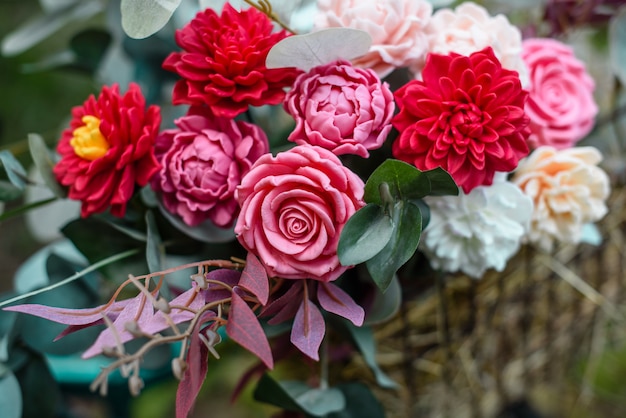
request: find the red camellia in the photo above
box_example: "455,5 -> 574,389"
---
392,47 -> 530,193
162,3 -> 301,118
53,83 -> 161,218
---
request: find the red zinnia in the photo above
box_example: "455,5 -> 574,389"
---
392,47 -> 530,193
54,83 -> 161,218
162,4 -> 301,118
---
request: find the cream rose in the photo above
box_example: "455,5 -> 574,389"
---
511,146 -> 610,251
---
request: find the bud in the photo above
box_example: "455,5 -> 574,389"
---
129,374 -> 144,397
153,297 -> 171,314
191,273 -> 207,290
171,358 -> 187,380
124,320 -> 142,336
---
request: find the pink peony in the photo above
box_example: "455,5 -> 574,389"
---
162,3 -> 301,118
314,0 -> 432,78
284,60 -> 395,158
522,38 -> 598,149
392,47 -> 530,193
151,107 -> 269,227
423,2 -> 528,85
235,145 -> 365,282
511,146 -> 610,251
54,83 -> 161,218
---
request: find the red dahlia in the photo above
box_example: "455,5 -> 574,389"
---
392,47 -> 530,193
162,3 -> 301,118
54,83 -> 161,218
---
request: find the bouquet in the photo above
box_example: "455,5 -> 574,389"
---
0,0 -> 623,416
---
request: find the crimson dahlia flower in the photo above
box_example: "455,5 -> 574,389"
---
53,83 -> 161,218
163,3 -> 301,118
392,47 -> 530,193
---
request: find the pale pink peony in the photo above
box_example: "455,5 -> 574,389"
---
511,146 -> 610,251
314,0 -> 432,78
235,145 -> 365,282
423,2 -> 528,85
522,38 -> 598,149
284,60 -> 395,158
151,107 -> 269,228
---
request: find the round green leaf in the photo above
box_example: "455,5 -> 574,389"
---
363,159 -> 431,204
423,167 -> 459,196
366,201 -> 422,292
28,133 -> 66,198
338,204 -> 393,266
328,383 -> 385,418
121,0 -> 182,39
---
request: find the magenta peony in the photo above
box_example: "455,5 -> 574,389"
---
151,107 -> 269,228
284,60 -> 395,158
392,47 -> 530,193
235,145 -> 365,282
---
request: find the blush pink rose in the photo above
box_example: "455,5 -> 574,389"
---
284,60 -> 394,158
151,107 -> 269,227
522,38 -> 598,149
314,0 -> 432,78
235,145 -> 365,282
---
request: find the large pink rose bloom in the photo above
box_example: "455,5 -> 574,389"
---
314,0 -> 432,78
235,145 -> 365,282
522,38 -> 598,149
151,107 -> 269,227
284,60 -> 394,158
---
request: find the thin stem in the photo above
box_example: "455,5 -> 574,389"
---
242,0 -> 296,33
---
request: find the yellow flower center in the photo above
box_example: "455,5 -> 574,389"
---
70,116 -> 109,161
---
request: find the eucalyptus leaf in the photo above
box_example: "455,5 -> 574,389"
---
145,211 -> 164,273
328,383 -> 385,418
364,274 -> 402,325
423,167 -> 459,196
266,28 -> 372,71
0,181 -> 23,201
69,29 -> 113,73
0,371 -> 22,418
344,323 -> 397,389
337,204 -> 393,266
158,201 -> 235,243
363,159 -> 431,204
609,7 -> 626,86
121,0 -> 182,39
39,0 -> 80,13
0,150 -> 27,189
1,0 -> 104,56
28,133 -> 66,198
21,50 -> 76,73
366,201 -> 422,292
14,353 -> 60,418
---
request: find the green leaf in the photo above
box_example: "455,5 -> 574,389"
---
328,383 -> 385,418
254,374 -> 346,416
121,0 -> 182,39
337,204 -> 393,266
1,0 -> 103,56
344,323 -> 397,389
0,150 -> 27,189
366,201 -> 422,292
410,198 -> 431,231
423,167 -> 459,196
363,159 -> 431,204
364,274 -> 402,325
28,133 -> 66,198
69,29 -> 112,72
0,181 -> 23,201
14,352 -> 59,418
0,197 -> 57,222
145,211 -> 163,273
0,370 -> 21,418
610,8 -> 626,87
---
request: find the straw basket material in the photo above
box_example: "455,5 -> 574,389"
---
343,182 -> 626,418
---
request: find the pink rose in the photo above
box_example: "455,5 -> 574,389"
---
151,107 -> 269,227
284,60 -> 394,158
235,145 -> 365,282
314,0 -> 432,78
522,38 -> 598,149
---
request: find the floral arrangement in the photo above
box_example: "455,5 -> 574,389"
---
0,0 -> 623,417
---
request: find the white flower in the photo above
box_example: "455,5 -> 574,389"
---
421,1 -> 528,86
422,181 -> 533,279
511,146 -> 610,252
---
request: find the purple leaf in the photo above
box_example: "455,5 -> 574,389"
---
239,252 -> 269,305
142,286 -> 206,335
261,281 -> 303,325
4,299 -> 132,325
176,325 -> 208,418
82,294 -> 155,358
317,283 -> 365,326
226,292 -> 273,369
203,269 -> 241,304
291,298 -> 325,361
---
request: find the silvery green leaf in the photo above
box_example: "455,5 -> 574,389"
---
121,0 -> 182,39
2,0 -> 103,56
580,223 -> 602,246
266,28 -> 372,71
39,0 -> 80,13
0,371 -> 22,418
28,133 -> 66,197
